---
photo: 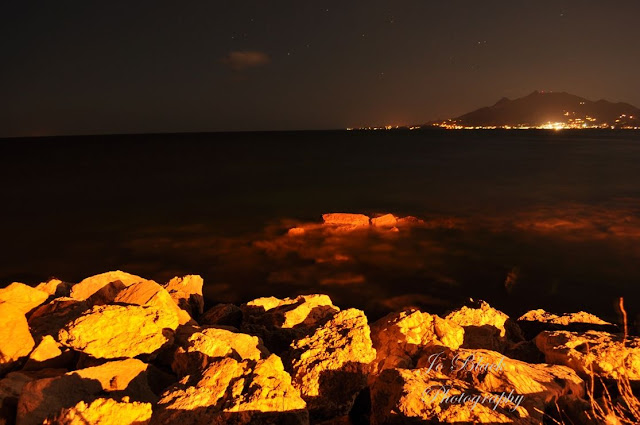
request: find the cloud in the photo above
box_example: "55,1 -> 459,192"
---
221,50 -> 271,71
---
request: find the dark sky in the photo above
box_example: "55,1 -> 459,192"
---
1,1 -> 639,137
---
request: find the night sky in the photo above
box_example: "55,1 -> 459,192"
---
1,1 -> 639,138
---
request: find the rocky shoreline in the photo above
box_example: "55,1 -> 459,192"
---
1,270 -> 637,424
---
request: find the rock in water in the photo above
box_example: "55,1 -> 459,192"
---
114,280 -> 192,325
172,327 -> 269,377
70,270 -> 149,301
0,302 -> 35,374
163,275 -> 204,317
17,359 -> 157,425
43,397 -> 153,425
445,300 -> 523,352
371,214 -> 397,228
153,354 -> 308,425
0,283 -> 49,316
370,369 -> 535,425
370,309 -> 464,373
58,304 -> 178,359
536,330 -> 640,380
322,213 -> 370,227
287,308 -> 376,419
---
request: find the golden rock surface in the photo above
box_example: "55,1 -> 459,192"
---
322,213 -> 370,227
0,302 -> 35,372
114,279 -> 191,326
163,275 -> 204,317
0,282 -> 49,316
519,309 -> 612,326
70,270 -> 149,301
44,397 -> 153,425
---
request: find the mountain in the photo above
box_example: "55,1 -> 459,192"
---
435,91 -> 640,128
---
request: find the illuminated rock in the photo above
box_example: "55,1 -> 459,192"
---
114,279 -> 192,325
17,359 -> 157,425
58,304 -> 178,359
536,330 -> 640,380
370,369 -> 535,425
287,308 -> 376,419
0,302 -> 35,374
163,275 -> 204,317
172,327 -> 269,377
200,303 -> 243,328
153,354 -> 308,425
371,214 -> 397,228
242,295 -> 339,354
23,335 -> 73,371
322,213 -> 370,227
28,298 -> 90,342
70,270 -> 149,301
518,309 -> 616,339
445,301 -> 523,352
44,397 -> 153,425
35,279 -> 71,298
370,309 -> 464,373
0,283 -> 49,316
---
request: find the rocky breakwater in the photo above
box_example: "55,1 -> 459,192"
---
0,269 -> 636,424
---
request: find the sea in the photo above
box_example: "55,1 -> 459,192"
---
2,129 -> 640,326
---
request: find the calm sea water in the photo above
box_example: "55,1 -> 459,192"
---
2,129 -> 640,325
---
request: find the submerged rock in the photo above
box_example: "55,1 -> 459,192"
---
58,304 -> 177,359
371,214 -> 397,228
536,330 -> 640,380
287,308 -> 376,419
171,327 -> 269,378
163,275 -> 204,318
370,309 -> 464,373
0,283 -> 49,316
43,397 -> 153,425
445,300 -> 523,352
70,270 -> 149,301
0,302 -> 35,374
17,359 -> 158,425
153,354 -> 308,425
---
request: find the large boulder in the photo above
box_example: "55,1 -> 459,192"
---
58,304 -> 178,359
370,369 -> 535,425
43,397 -> 153,425
370,309 -> 464,373
70,271 -> 149,301
0,283 -> 48,316
16,359 -> 158,425
35,279 -> 71,298
0,369 -> 66,425
27,298 -> 90,343
114,280 -> 192,325
163,275 -> 204,318
0,303 -> 35,374
152,354 -> 308,425
171,327 -> 269,378
445,301 -> 523,352
242,294 -> 339,354
536,330 -> 640,380
287,308 -> 376,420
518,310 -> 617,339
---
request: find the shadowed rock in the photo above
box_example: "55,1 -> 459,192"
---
0,369 -> 66,425
163,275 -> 204,318
200,304 -> 243,328
35,279 -> 71,298
58,305 -> 178,359
23,336 -> 75,371
114,280 -> 192,326
27,298 -> 90,343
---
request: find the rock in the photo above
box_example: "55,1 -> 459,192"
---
0,283 -> 49,316
370,309 -> 464,373
172,327 -> 269,378
35,279 -> 71,298
27,298 -> 89,343
0,369 -> 66,425
518,309 -> 617,339
370,369 -> 535,425
58,304 -> 178,359
536,330 -> 640,380
0,303 -> 35,374
163,275 -> 204,317
287,308 -> 376,419
114,280 -> 192,326
371,214 -> 397,228
200,304 -> 243,328
242,295 -> 339,354
70,270 -> 149,301
17,359 -> 158,425
414,347 -> 584,421
153,354 -> 308,425
23,336 -> 74,371
322,213 -> 370,227
445,301 -> 523,352
43,397 -> 153,425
